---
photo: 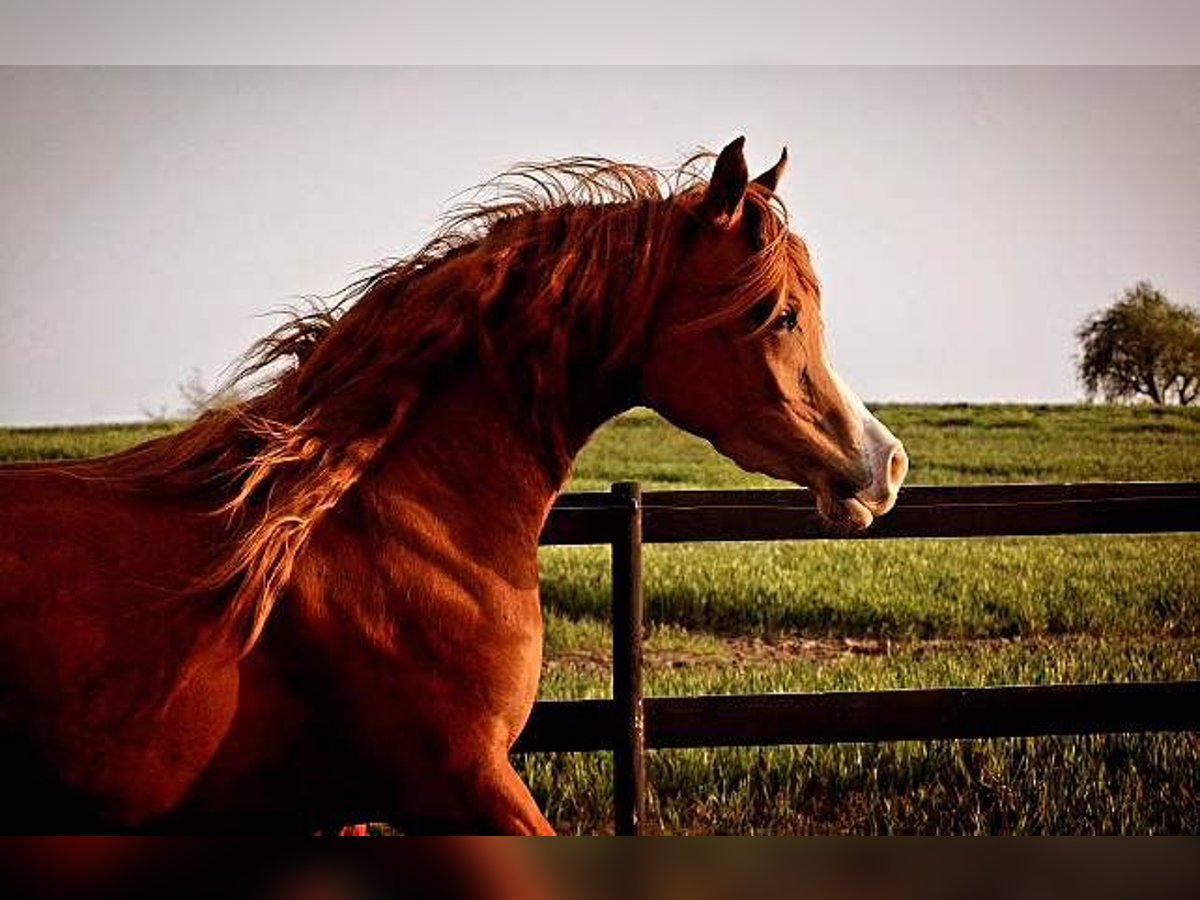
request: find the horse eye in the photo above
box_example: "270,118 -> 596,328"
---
776,308 -> 800,332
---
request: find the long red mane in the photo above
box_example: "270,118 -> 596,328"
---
71,153 -> 813,650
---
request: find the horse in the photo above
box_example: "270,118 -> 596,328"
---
0,136 -> 907,835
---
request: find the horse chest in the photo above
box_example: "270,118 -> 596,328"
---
310,554 -> 546,765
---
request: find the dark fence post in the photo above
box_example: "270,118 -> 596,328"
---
611,481 -> 645,836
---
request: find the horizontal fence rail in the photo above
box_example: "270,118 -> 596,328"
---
521,481 -> 1200,835
540,481 -> 1200,545
513,681 -> 1200,754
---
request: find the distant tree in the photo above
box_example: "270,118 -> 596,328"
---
178,367 -> 213,417
177,366 -> 247,418
1076,282 -> 1200,406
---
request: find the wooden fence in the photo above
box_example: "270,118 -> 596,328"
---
514,481 -> 1200,835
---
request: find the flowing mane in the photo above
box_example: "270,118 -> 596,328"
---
79,153 -> 812,651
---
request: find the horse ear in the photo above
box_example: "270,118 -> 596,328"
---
700,136 -> 749,226
752,146 -> 788,193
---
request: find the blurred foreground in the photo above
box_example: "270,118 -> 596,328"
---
0,838 -> 1197,900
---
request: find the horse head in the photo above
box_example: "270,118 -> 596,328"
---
642,137 -> 908,531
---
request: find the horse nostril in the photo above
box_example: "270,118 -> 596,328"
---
887,443 -> 909,491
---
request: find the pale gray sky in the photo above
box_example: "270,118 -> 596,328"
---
4,2 -> 1199,65
1,66 -> 1198,425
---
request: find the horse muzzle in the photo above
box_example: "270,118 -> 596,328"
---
816,433 -> 908,533
853,434 -> 909,517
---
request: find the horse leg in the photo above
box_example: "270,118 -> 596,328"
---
483,760 -> 555,835
448,756 -> 555,836
400,755 -> 554,836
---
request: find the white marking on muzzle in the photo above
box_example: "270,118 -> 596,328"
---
830,370 -> 907,515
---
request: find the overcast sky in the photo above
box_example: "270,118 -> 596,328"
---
1,66 -> 1197,425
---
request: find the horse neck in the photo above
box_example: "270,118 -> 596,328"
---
357,363 -> 629,572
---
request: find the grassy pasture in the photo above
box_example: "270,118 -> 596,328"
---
566,403 -> 1200,491
2,403 -> 1198,833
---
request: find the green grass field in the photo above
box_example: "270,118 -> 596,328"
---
3,404 -> 1198,833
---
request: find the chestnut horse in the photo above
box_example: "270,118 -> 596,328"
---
0,137 -> 906,834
